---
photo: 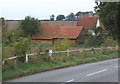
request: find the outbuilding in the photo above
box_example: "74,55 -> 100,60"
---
32,26 -> 85,45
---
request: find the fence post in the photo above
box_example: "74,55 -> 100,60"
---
49,50 -> 52,57
26,54 -> 28,63
91,48 -> 94,53
2,60 -> 4,65
79,49 -> 83,52
67,49 -> 70,57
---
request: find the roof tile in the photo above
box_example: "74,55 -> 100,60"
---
32,26 -> 83,39
77,17 -> 98,29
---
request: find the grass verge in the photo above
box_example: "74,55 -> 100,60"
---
3,51 -> 119,81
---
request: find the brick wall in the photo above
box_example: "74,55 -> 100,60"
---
70,40 -> 76,45
41,21 -> 77,27
5,20 -> 77,31
6,20 -> 20,31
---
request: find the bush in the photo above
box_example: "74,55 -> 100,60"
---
3,32 -> 16,46
3,29 -> 24,47
54,38 -> 71,51
14,37 -> 31,62
102,36 -> 118,47
36,44 -> 50,63
83,26 -> 105,47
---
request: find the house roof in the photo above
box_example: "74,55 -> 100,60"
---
32,26 -> 83,40
77,16 -> 99,29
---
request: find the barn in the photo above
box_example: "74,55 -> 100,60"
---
32,26 -> 85,45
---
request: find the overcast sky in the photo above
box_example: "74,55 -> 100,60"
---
0,0 -> 96,20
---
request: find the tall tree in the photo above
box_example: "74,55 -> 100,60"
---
69,13 -> 75,21
56,15 -> 65,21
94,2 -> 119,40
50,14 -> 55,21
66,13 -> 75,21
20,16 -> 40,37
75,11 -> 82,18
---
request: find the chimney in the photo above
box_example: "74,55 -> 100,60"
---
89,11 -> 93,17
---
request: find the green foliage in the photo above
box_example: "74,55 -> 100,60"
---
32,43 -> 54,47
75,11 -> 82,18
66,13 -> 75,21
37,44 -> 46,53
50,14 -> 55,21
14,37 -> 31,56
102,36 -> 118,47
3,32 -> 16,46
3,50 -> 118,81
2,18 -> 8,38
35,44 -> 51,63
1,18 -> 5,48
2,47 -> 14,59
56,15 -> 65,21
3,28 -> 25,47
95,2 -> 119,40
84,27 -> 105,47
60,38 -> 71,49
54,38 -> 71,50
93,27 -> 104,37
20,16 -> 40,37
13,28 -> 24,37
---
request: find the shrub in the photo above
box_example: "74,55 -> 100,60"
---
14,37 -> 31,62
102,36 -> 118,47
36,44 -> 50,63
3,29 -> 24,47
54,38 -> 71,50
83,26 -> 105,47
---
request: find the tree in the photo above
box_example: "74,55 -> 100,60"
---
65,16 -> 69,21
66,13 -> 75,21
20,16 -> 40,37
70,13 -> 75,20
75,11 -> 82,18
56,15 -> 65,21
94,2 -> 119,40
14,37 -> 31,56
84,26 -> 105,47
50,14 -> 55,21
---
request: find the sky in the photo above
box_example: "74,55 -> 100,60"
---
0,0 -> 96,20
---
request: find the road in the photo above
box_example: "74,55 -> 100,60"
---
7,58 -> 119,83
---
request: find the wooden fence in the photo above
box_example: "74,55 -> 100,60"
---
2,46 -> 118,65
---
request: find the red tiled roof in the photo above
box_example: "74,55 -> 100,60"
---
32,26 -> 83,39
54,27 -> 83,39
77,17 -> 99,29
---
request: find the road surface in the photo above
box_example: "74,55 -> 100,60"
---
7,58 -> 119,83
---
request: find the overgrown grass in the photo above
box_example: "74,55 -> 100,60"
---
2,47 -> 15,59
2,51 -> 119,81
32,43 -> 54,47
32,42 -> 99,48
72,43 -> 102,48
